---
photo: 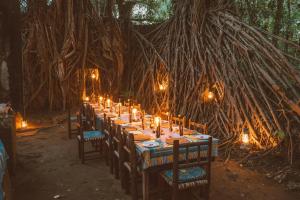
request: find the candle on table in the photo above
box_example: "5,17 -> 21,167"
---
154,117 -> 161,138
132,108 -> 137,121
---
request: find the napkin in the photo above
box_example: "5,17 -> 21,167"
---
183,129 -> 196,135
133,134 -> 151,141
114,119 -> 127,125
124,126 -> 138,131
166,137 -> 189,145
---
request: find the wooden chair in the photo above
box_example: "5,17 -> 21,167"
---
103,115 -> 115,174
188,119 -> 208,134
112,125 -> 123,179
67,107 -> 80,139
121,133 -> 140,200
160,137 -> 212,200
77,108 -> 105,164
171,115 -> 186,127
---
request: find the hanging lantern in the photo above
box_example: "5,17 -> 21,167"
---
201,88 -> 215,103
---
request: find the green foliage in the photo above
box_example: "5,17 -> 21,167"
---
131,0 -> 172,24
235,0 -> 300,44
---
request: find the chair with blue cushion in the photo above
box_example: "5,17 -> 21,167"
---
77,107 -> 105,164
160,137 -> 212,200
67,105 -> 81,139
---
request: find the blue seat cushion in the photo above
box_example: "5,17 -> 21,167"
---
83,130 -> 104,141
161,166 -> 207,189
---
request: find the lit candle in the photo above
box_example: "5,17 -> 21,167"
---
132,108 -> 137,121
118,102 -> 122,117
154,117 -> 161,128
85,96 -> 89,102
154,117 -> 161,138
106,98 -> 111,108
91,73 -> 96,79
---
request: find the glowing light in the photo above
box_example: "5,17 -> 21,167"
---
99,96 -> 103,104
132,108 -> 137,121
242,128 -> 250,144
84,96 -> 90,102
154,117 -> 161,127
91,73 -> 96,79
207,91 -> 215,100
106,98 -> 111,108
21,120 -> 28,128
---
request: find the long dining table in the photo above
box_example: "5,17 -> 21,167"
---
89,102 -> 219,200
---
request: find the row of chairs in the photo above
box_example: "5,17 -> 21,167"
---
161,113 -> 208,135
68,105 -> 212,200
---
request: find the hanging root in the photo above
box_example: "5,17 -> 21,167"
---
128,0 -> 300,163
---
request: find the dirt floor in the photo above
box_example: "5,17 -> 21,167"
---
13,114 -> 300,200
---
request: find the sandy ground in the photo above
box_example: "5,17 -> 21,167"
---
13,121 -> 300,200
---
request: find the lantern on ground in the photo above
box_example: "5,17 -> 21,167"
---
21,120 -> 28,129
242,128 -> 250,144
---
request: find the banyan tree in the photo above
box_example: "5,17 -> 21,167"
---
21,0 -> 300,163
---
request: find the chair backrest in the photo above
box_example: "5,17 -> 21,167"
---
172,137 -> 212,186
122,132 -> 138,174
188,120 -> 208,134
160,112 -> 169,121
103,115 -> 111,141
172,115 -> 186,127
112,125 -> 122,154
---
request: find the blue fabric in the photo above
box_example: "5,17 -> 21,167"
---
162,167 -> 206,183
83,130 -> 104,140
0,140 -> 8,200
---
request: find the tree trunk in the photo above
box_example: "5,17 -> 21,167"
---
272,0 -> 284,46
4,0 -> 23,114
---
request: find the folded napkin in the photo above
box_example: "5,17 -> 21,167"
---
161,123 -> 170,128
183,129 -> 196,135
133,134 -> 151,141
114,119 -> 127,125
166,137 -> 189,145
124,126 -> 138,131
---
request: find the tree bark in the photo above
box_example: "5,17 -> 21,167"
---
272,0 -> 284,46
4,0 -> 23,114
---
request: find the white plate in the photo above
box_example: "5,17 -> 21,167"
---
142,141 -> 159,148
194,134 -> 210,140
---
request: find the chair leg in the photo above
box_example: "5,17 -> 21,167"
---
123,168 -> 130,194
172,187 -> 178,200
119,157 -> 124,187
131,175 -> 138,200
114,156 -> 119,179
81,142 -> 85,164
109,147 -> 114,174
78,140 -> 81,159
204,185 -> 210,200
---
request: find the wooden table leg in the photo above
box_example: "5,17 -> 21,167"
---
142,170 -> 149,200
